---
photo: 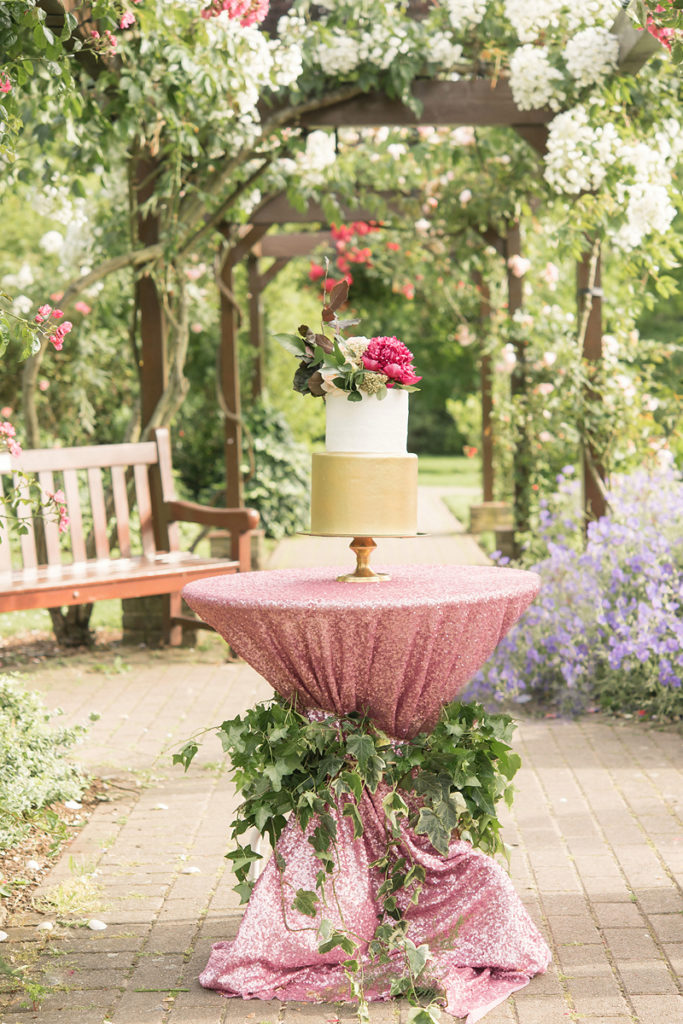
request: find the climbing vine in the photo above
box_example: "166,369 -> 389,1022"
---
174,696 -> 520,1019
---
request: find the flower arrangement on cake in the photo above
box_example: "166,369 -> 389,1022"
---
274,279 -> 421,402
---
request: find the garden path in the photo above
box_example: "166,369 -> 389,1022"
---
0,491 -> 681,1024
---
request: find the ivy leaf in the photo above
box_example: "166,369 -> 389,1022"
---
415,807 -> 451,856
318,930 -> 356,956
406,940 -> 431,978
342,801 -> 364,839
233,881 -> 253,904
406,1007 -> 442,1024
225,845 -> 262,877
347,733 -> 385,792
293,888 -> 319,918
172,741 -> 199,771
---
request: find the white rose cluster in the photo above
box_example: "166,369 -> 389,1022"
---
505,0 -> 619,41
565,0 -> 621,31
509,45 -> 564,111
270,41 -> 304,89
563,27 -> 619,89
357,21 -> 412,69
544,106 -> 614,193
206,18 -> 273,114
544,100 -> 681,249
296,130 -> 337,185
442,0 -> 487,32
504,0 -> 564,44
613,184 -> 677,250
430,34 -> 464,70
315,33 -> 361,76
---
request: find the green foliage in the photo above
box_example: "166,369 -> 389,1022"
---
175,696 -> 518,1012
0,675 -> 87,851
242,401 -> 310,539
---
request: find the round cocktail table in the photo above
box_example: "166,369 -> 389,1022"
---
182,565 -> 551,1022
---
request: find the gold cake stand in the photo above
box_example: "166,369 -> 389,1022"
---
301,533 -> 425,583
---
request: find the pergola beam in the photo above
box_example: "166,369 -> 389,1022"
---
247,193 -> 402,226
257,232 -> 334,258
292,79 -> 554,130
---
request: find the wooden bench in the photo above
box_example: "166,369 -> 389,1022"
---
0,427 -> 259,645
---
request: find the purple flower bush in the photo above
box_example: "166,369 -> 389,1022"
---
470,467 -> 683,719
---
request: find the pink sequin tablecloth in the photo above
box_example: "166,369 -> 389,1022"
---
182,565 -> 551,1022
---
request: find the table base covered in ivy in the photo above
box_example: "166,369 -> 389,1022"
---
182,565 -> 552,1022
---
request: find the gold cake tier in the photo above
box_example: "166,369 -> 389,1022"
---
310,452 -> 418,537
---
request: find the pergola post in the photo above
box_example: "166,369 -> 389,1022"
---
475,273 -> 495,503
218,225 -> 269,513
247,254 -> 265,400
506,221 -> 530,553
577,245 -> 607,523
133,153 -> 167,431
246,252 -> 291,400
219,254 -> 243,511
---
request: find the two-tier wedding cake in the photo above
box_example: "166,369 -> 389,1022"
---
310,388 -> 418,536
275,279 -> 420,540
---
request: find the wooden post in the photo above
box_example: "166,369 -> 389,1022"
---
474,272 -> 494,503
220,255 -> 243,511
247,254 -> 264,400
577,246 -> 607,523
133,154 -> 167,431
506,221 -> 530,552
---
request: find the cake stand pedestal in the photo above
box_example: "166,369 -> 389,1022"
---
336,536 -> 390,583
300,531 -> 426,583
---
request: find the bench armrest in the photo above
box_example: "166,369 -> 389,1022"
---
166,500 -> 260,533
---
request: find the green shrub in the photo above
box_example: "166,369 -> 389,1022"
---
0,676 -> 87,851
243,401 -> 310,540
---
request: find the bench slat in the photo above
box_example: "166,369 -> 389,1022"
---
111,465 -> 131,557
14,475 -> 38,570
10,442 -> 159,474
63,469 -> 86,563
37,470 -> 62,565
134,463 -> 156,558
0,553 -> 240,611
87,467 -> 110,560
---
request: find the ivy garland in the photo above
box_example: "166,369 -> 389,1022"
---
175,697 -> 521,1020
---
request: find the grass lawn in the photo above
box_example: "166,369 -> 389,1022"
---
0,599 -> 122,641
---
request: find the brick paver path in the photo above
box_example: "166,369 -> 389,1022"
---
1,492 -> 681,1024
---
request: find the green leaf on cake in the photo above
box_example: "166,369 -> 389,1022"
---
273,332 -> 306,356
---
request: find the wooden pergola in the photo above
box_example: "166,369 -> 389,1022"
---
38,1 -> 658,542
200,77 -> 606,544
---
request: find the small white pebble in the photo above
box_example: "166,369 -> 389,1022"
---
64,800 -> 82,810
120,713 -> 129,719
37,921 -> 54,932
87,919 -> 107,931
26,859 -> 41,872
152,803 -> 169,811
0,930 -> 8,942
181,866 -> 201,874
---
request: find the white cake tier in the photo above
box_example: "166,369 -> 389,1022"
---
324,388 -> 408,454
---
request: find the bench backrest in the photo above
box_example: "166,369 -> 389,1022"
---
0,429 -> 179,573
